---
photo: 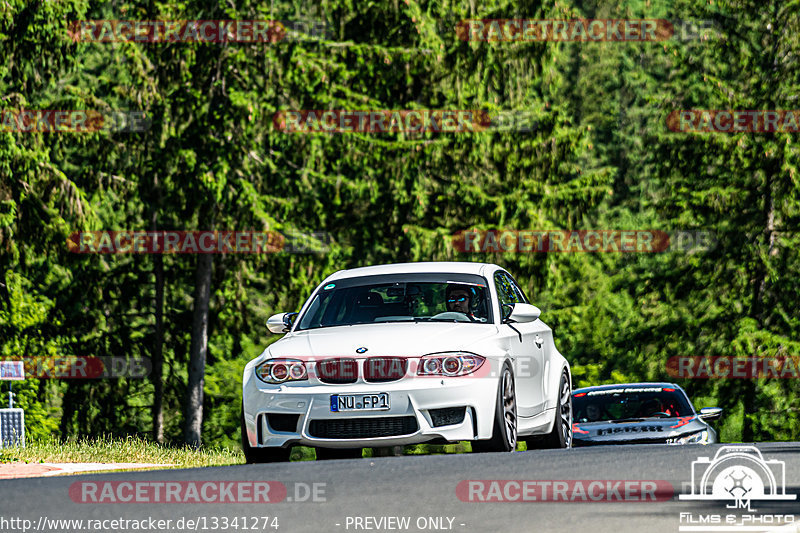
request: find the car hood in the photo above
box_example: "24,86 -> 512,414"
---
267,322 -> 501,359
572,416 -> 708,444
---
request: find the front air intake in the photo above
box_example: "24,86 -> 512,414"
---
429,407 -> 466,427
308,416 -> 418,439
266,413 -> 300,433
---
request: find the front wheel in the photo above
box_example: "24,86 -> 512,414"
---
472,364 -> 517,453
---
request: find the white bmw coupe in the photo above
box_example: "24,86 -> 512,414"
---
241,262 -> 572,461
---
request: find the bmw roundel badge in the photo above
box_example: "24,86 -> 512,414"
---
355,347 -> 368,354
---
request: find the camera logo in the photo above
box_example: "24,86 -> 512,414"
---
679,446 -> 796,511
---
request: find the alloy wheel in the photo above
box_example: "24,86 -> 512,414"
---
503,369 -> 517,449
559,374 -> 572,448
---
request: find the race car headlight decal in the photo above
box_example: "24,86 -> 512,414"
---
417,353 -> 485,377
572,423 -> 589,435
670,416 -> 696,428
668,430 -> 709,445
256,359 -> 308,384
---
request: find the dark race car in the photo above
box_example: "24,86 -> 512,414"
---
571,383 -> 722,446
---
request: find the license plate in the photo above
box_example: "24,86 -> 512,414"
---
330,393 -> 390,412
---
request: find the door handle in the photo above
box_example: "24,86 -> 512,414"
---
534,335 -> 543,348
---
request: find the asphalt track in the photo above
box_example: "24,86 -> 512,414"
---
1,443 -> 798,533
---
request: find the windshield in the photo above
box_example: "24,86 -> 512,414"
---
296,273 -> 493,330
573,386 -> 693,422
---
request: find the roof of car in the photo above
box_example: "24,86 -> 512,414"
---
326,261 -> 499,281
573,382 -> 682,394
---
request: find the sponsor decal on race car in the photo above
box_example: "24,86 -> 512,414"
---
596,426 -> 664,436
587,387 -> 668,395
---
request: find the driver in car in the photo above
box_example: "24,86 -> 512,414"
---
586,404 -> 603,422
444,284 -> 489,323
446,285 -> 472,315
638,398 -> 665,418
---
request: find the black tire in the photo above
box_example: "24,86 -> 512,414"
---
315,447 -> 363,460
241,408 -> 291,463
472,363 -> 517,453
530,370 -> 572,449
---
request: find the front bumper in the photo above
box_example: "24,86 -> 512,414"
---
242,370 -> 499,449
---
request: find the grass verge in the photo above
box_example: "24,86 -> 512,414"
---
1,438 -> 506,468
0,435 -> 243,469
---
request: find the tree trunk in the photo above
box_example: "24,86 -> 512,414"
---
743,176 -> 775,442
744,13 -> 781,440
151,211 -> 165,443
146,0 -> 165,443
184,253 -> 213,447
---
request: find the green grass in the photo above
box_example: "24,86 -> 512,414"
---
0,435 -> 243,469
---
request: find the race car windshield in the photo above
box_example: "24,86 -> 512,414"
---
296,274 -> 493,330
573,387 -> 694,422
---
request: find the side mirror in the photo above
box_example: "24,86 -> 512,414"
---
504,303 -> 541,323
267,312 -> 298,334
698,407 -> 723,421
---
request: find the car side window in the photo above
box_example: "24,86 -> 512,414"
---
494,272 -> 518,320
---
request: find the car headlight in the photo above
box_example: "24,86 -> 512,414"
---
255,358 -> 308,384
417,352 -> 485,377
668,430 -> 709,445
